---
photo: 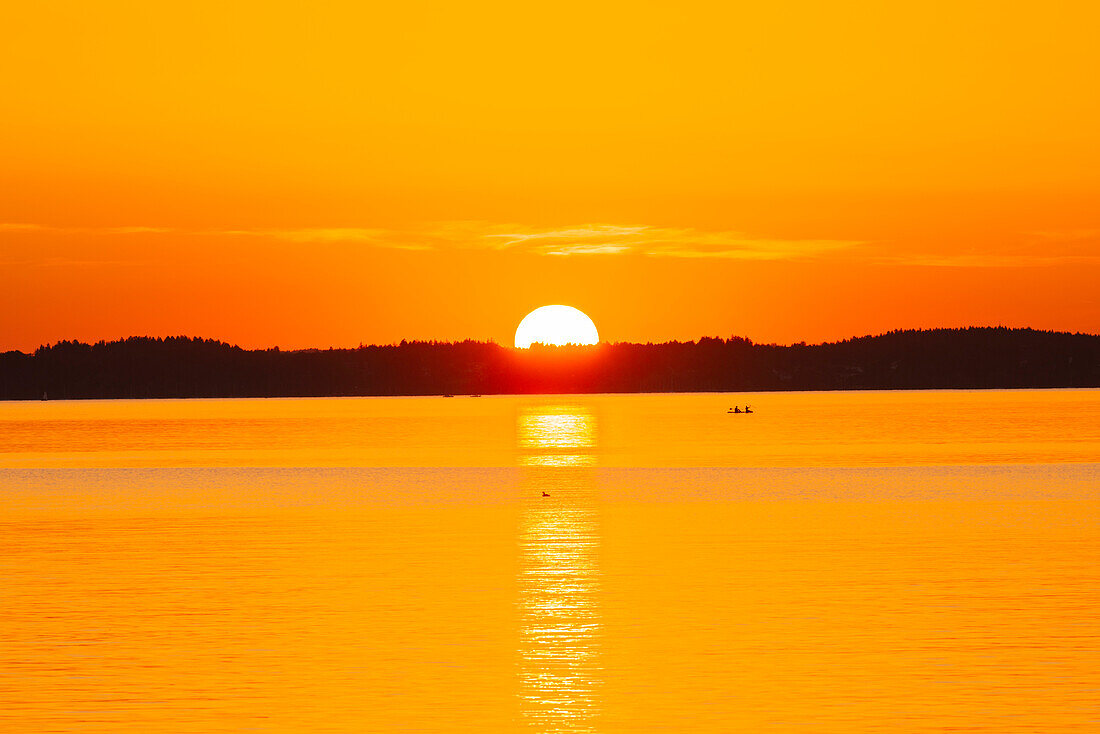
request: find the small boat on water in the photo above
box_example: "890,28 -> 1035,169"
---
727,406 -> 753,414
442,394 -> 455,398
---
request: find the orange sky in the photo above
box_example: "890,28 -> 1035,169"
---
2,1 -> 1098,351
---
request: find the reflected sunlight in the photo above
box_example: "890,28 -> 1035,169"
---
518,406 -> 597,467
517,404 -> 603,730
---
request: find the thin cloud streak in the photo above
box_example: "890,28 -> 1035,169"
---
483,225 -> 649,249
0,223 -> 47,231
2,220 -> 857,261
453,222 -> 859,260
1,223 -> 169,235
7,221 -> 1099,266
897,254 -> 1100,268
545,244 -> 633,256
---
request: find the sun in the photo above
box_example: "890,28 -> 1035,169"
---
514,305 -> 599,349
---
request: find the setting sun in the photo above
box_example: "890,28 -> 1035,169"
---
2,2 -> 1098,731
514,305 -> 599,349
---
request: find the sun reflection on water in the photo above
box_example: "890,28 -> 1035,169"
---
518,406 -> 597,467
518,405 -> 602,731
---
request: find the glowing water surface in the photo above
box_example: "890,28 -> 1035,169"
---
1,390 -> 1098,732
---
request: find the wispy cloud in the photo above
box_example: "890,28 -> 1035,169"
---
266,227 -> 388,243
0,220 -> 857,259
1031,229 -> 1100,244
104,226 -> 172,234
0,222 -> 170,235
482,224 -> 649,250
891,230 -> 1100,267
897,253 -> 1100,268
7,220 -> 1098,266
440,222 -> 858,260
545,244 -> 633,256
0,223 -> 47,232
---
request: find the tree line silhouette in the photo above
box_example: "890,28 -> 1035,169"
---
0,327 -> 1096,400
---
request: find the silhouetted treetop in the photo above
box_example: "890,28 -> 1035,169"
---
1,327 -> 1096,399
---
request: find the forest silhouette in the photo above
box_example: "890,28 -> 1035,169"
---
1,327 -> 1096,400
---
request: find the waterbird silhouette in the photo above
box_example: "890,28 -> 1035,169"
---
541,491 -> 550,497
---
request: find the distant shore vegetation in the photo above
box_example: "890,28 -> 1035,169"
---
1,327 -> 1097,400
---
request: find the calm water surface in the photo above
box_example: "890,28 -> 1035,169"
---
1,390 -> 1098,732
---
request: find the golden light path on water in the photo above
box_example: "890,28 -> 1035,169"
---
2,393 -> 1099,732
517,405 -> 602,731
518,406 -> 597,468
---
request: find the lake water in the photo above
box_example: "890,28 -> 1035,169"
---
1,390 -> 1098,732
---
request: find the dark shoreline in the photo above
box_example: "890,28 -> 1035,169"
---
2,327 -> 1097,400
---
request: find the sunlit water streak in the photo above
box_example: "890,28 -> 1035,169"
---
518,405 -> 597,468
0,391 -> 1098,732
517,406 -> 602,731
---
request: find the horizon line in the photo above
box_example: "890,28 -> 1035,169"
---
11,325 -> 1099,356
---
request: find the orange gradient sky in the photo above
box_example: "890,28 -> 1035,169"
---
2,1 -> 1098,351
